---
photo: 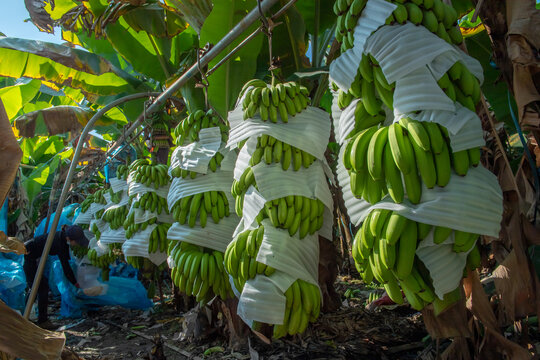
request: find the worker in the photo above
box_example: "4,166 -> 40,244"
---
23,224 -> 89,329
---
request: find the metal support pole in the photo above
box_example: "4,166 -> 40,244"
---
23,0 -> 281,320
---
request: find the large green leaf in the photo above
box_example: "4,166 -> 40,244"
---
65,31 -> 132,71
22,147 -> 73,205
122,3 -> 187,38
162,0 -> 213,34
44,0 -> 77,21
199,0 -> 264,117
105,16 -> 174,82
465,31 -> 517,127
30,136 -> 65,163
0,37 -> 145,96
20,138 -> 37,164
0,80 -> 42,121
296,0 -> 336,35
22,159 -> 52,203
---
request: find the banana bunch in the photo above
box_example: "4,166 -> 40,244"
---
148,223 -> 171,253
71,243 -> 89,258
170,191 -> 230,228
87,248 -> 116,269
350,100 -> 386,138
388,0 -> 462,45
125,256 -> 145,269
272,279 -> 321,338
343,120 -> 481,204
116,164 -> 129,181
170,152 -> 225,179
93,189 -> 108,205
95,209 -> 105,220
224,226 -> 276,292
223,227 -> 322,338
125,256 -> 160,273
334,0 -> 368,52
102,206 -> 128,230
351,208 -> 481,312
129,192 -> 169,215
90,222 -> 102,241
334,0 -> 462,55
170,242 -> 234,304
256,135 -> 317,171
107,188 -> 122,204
230,134 -> 319,216
437,62 -> 481,111
80,194 -> 94,213
239,79 -> 310,122
79,189 -> 108,214
173,108 -> 228,146
255,197 -> 325,238
128,159 -> 170,189
124,216 -> 158,238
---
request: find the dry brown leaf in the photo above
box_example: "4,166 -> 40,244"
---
14,106 -> 94,138
0,300 -> 65,360
506,0 -> 540,128
463,271 -> 498,329
441,337 -> 473,360
24,0 -> 55,33
478,327 -> 533,360
0,99 -> 23,206
515,155 -> 537,221
422,295 -> 471,339
492,250 -> 537,324
0,232 -> 26,255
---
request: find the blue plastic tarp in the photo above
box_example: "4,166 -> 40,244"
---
51,260 -> 153,318
0,253 -> 26,311
0,199 -> 7,234
34,203 -> 78,237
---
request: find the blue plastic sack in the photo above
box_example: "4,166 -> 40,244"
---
51,260 -> 152,318
0,253 -> 26,311
34,203 -> 78,237
109,262 -> 139,279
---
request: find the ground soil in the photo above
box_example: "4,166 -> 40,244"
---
44,274 -> 434,360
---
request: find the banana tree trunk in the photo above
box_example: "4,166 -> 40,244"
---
0,99 -> 22,206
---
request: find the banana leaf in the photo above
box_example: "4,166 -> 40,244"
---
13,105 -> 121,137
0,37 -> 145,96
162,0 -> 213,34
122,3 -> 187,38
24,0 -> 55,33
105,16 -> 174,82
0,79 -> 42,121
296,0 -> 336,35
199,0 -> 264,117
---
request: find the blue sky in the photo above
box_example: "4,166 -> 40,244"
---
0,2 -> 62,43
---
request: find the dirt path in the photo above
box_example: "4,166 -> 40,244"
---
49,275 -> 428,360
